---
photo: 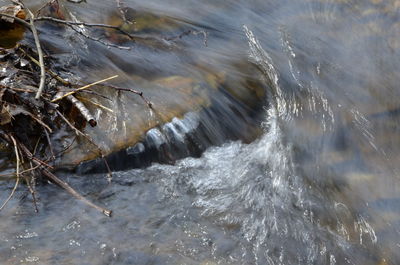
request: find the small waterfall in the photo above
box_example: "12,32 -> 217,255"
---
148,25 -> 381,264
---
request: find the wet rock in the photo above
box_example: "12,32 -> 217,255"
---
65,62 -> 265,173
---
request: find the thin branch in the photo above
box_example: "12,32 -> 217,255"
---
0,135 -> 20,211
68,23 -> 131,50
35,0 -> 51,17
35,16 -> 138,39
9,87 -> 35,93
0,165 -> 39,178
44,129 -> 55,160
24,174 -> 38,213
51,75 -> 118,102
78,90 -> 112,101
107,85 -> 153,108
24,9 -> 46,99
34,15 -> 169,45
41,168 -> 112,216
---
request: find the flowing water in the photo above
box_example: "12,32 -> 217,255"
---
1,0 -> 400,264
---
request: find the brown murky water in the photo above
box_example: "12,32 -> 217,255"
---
0,0 -> 399,264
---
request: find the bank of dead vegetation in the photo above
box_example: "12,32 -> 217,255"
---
0,0 -> 166,216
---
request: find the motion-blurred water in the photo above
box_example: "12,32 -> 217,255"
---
0,0 -> 399,264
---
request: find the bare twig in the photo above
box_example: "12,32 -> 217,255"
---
24,174 -> 38,213
34,15 -> 170,45
0,135 -> 20,211
80,90 -> 112,100
68,23 -> 131,50
24,8 -> 46,99
0,164 -> 40,178
44,129 -> 55,160
9,87 -> 36,93
51,75 -> 118,102
41,168 -> 111,216
35,16 -> 138,39
107,85 -> 153,108
35,0 -> 54,17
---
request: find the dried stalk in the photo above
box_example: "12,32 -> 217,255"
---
51,75 -> 118,102
76,96 -> 114,113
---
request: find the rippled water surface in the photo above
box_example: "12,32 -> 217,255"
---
0,0 -> 399,264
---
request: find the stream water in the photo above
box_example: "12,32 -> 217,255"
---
1,0 -> 400,264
